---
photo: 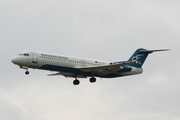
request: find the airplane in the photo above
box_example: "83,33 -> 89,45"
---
11,48 -> 168,85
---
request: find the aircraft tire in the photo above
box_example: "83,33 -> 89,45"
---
90,77 -> 96,83
73,79 -> 80,85
25,71 -> 29,75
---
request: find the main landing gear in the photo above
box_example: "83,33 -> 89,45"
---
25,70 -> 29,75
89,77 -> 96,83
73,77 -> 97,85
73,79 -> 80,85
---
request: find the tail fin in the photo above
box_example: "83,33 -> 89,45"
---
128,48 -> 169,68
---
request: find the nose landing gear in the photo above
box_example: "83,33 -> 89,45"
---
20,66 -> 29,75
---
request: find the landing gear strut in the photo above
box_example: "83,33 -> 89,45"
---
90,77 -> 96,83
25,71 -> 29,75
73,79 -> 80,85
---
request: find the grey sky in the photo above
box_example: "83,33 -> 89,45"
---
0,0 -> 180,120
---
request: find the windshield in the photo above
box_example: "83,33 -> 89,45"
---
23,53 -> 29,56
18,53 -> 29,56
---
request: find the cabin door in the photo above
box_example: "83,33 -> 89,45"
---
32,52 -> 38,63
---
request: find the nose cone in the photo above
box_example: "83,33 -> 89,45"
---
11,57 -> 19,64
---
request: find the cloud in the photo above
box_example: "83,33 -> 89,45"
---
0,0 -> 180,120
0,96 -> 25,120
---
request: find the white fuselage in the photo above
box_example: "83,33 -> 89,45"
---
11,51 -> 143,78
12,51 -> 109,69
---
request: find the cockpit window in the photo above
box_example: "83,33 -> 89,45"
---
23,53 -> 29,56
18,53 -> 29,56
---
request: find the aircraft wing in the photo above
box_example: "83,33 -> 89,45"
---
48,72 -> 87,78
79,61 -> 137,76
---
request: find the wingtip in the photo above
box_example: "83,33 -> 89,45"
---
47,74 -> 53,76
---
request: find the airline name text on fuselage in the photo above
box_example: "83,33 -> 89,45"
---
41,54 -> 68,60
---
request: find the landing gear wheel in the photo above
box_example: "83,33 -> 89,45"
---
90,77 -> 96,83
73,79 -> 80,85
25,71 -> 29,75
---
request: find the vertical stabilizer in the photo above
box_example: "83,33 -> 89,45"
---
128,48 -> 169,68
128,48 -> 149,68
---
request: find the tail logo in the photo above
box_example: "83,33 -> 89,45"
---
132,54 -> 144,65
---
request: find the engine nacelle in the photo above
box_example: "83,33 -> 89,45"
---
121,66 -> 132,72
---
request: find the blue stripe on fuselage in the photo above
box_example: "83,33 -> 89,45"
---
40,64 -> 90,75
39,64 -> 132,78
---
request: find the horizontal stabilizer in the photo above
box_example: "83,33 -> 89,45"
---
128,48 -> 170,68
139,49 -> 170,53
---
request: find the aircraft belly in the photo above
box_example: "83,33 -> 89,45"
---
36,59 -> 72,69
39,64 -> 92,76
